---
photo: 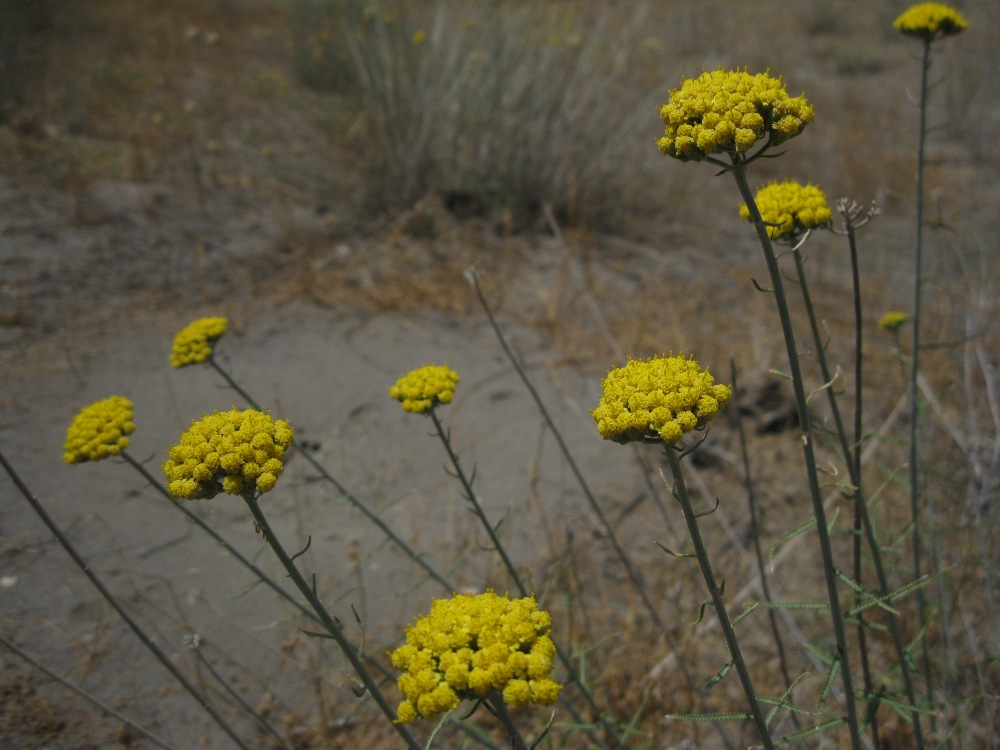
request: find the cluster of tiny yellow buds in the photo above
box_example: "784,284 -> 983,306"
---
592,354 -> 732,445
162,408 -> 293,500
170,317 -> 228,368
894,3 -> 968,39
63,396 -> 136,464
739,180 -> 833,240
878,310 -> 912,332
389,365 -> 460,414
658,68 -> 813,162
390,590 -> 562,723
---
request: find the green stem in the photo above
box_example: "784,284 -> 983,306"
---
122,451 -> 321,626
242,492 -> 424,750
909,38 -> 935,729
663,448 -> 775,750
427,411 -> 617,750
487,692 -> 529,750
731,163 -> 862,749
729,361 -> 798,723
469,269 -> 735,750
208,357 -> 452,591
0,449 -> 252,750
429,408 -> 527,597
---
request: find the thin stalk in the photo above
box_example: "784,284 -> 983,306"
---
429,408 -> 527,597
0,632 -> 179,750
121,451 -> 323,627
241,492 -> 424,750
465,270 -> 664,632
909,37 -> 936,726
487,691 -> 530,750
0,449 -> 253,750
731,162 -> 862,749
190,642 -> 295,750
427,408 -> 620,750
729,361 -> 797,713
207,357 -> 452,591
663,447 -> 775,750
467,269 -> 735,750
792,211 -> 925,748
789,247 -> 879,747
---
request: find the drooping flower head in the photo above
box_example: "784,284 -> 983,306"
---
878,310 -> 912,332
170,317 -> 228,369
592,354 -> 731,445
658,68 -> 813,162
63,396 -> 136,464
739,180 -> 833,240
162,408 -> 293,499
893,3 -> 968,39
390,590 -> 562,723
389,365 -> 460,414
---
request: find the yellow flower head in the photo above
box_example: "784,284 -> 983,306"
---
162,408 -> 293,500
64,396 -> 136,464
893,3 -> 968,39
592,354 -> 731,445
390,590 -> 562,722
389,365 -> 460,414
170,317 -> 228,368
878,310 -> 912,331
658,68 -> 813,162
739,180 -> 833,240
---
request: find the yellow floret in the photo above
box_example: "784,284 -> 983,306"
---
390,590 -> 562,722
739,179 -> 833,240
63,396 -> 136,464
878,310 -> 912,331
169,316 -> 228,369
658,68 -> 813,162
592,355 -> 731,445
893,3 -> 968,38
162,408 -> 293,499
389,364 -> 460,414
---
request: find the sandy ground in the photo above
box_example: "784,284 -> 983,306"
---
1,175 -> 723,748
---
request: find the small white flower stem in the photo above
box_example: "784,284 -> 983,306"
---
486,691 -> 530,750
0,449 -> 253,750
662,447 -> 775,750
206,357 -> 452,591
241,492 -> 425,750
731,162 -> 863,750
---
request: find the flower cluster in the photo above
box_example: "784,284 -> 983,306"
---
390,591 -> 562,723
739,180 -> 832,240
878,310 -> 911,332
389,365 -> 460,414
893,3 -> 968,39
162,408 -> 293,499
170,317 -> 228,369
658,68 -> 813,162
592,355 -> 731,445
63,396 -> 136,464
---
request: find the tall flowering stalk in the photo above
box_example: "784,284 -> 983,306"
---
894,3 -> 968,729
658,68 -> 863,748
168,316 -> 453,591
740,183 -> 927,746
162,408 -> 425,750
390,364 -> 622,750
591,355 -> 778,748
